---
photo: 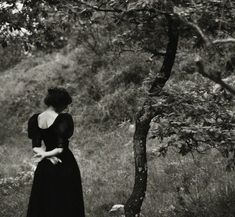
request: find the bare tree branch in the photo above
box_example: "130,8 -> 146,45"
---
176,14 -> 235,46
213,38 -> 235,44
195,55 -> 235,95
186,21 -> 212,46
176,14 -> 235,95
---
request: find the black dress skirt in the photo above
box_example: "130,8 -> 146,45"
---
26,113 -> 85,217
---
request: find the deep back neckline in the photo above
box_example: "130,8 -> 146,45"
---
36,113 -> 61,130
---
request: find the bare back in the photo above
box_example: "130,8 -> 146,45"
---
37,111 -> 59,129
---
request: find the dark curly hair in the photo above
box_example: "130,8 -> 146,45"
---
44,87 -> 72,111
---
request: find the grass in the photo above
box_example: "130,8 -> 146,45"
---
1,123 -> 235,217
0,123 -> 134,217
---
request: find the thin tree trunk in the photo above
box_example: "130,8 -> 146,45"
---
124,15 -> 179,217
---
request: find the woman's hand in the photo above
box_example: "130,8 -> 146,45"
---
48,157 -> 62,165
33,147 -> 45,155
32,147 -> 63,163
33,152 -> 46,163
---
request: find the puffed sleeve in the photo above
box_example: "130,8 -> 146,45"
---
27,114 -> 42,148
56,113 -> 74,149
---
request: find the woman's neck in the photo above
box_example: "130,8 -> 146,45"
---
46,106 -> 57,113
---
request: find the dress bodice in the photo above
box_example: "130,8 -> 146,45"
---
27,113 -> 74,151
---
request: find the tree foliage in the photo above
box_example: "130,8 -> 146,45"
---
150,76 -> 235,161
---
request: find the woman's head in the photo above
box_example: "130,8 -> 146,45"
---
44,87 -> 72,112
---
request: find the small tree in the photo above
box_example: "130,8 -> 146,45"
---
74,1 -> 235,216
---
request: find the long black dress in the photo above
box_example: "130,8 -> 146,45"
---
26,113 -> 85,217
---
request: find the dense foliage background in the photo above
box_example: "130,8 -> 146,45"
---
0,0 -> 235,216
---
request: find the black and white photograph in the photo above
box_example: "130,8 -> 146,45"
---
0,1 -> 235,217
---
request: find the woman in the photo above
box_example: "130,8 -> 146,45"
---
26,87 -> 85,217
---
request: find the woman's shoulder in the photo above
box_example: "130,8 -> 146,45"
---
27,113 -> 40,138
59,112 -> 73,120
27,113 -> 40,129
55,113 -> 74,127
55,113 -> 74,135
28,113 -> 40,123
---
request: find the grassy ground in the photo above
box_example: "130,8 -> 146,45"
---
0,124 -> 134,217
1,124 -> 235,217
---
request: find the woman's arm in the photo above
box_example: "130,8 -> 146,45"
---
33,148 -> 63,162
44,148 -> 63,157
33,147 -> 45,154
